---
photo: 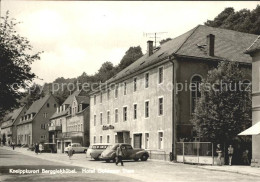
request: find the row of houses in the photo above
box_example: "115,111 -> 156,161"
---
0,25 -> 259,166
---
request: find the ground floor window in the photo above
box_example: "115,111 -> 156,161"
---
145,133 -> 149,149
100,136 -> 103,143
158,132 -> 163,149
107,135 -> 110,143
93,136 -> 96,144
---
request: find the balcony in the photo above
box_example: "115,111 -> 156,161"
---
49,125 -> 62,131
57,132 -> 84,139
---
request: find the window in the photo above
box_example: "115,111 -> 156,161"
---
159,97 -> 163,116
100,93 -> 102,103
41,124 -> 46,129
115,109 -> 118,123
94,115 -> 96,126
133,77 -> 137,92
134,104 -> 137,119
47,103 -> 50,108
158,132 -> 163,149
191,75 -> 202,113
100,136 -> 103,143
107,111 -> 110,124
107,135 -> 110,143
107,89 -> 110,100
94,136 -> 96,144
124,82 -> 127,95
54,104 -> 57,108
145,72 -> 149,88
43,113 -> 48,118
94,95 -> 96,105
100,113 -> 103,125
81,124 -> 83,131
145,101 -> 149,118
158,67 -> 163,84
145,133 -> 149,149
115,85 -> 118,98
123,107 -> 127,121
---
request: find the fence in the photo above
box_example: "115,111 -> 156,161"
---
176,142 -> 216,165
146,149 -> 168,161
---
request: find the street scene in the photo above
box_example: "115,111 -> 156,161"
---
1,1 -> 260,182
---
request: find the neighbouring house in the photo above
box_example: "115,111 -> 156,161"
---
16,94 -> 59,145
1,105 -> 28,145
90,25 -> 257,161
49,89 -> 90,153
242,36 -> 260,167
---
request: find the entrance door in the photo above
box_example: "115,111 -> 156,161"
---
134,134 -> 142,148
117,132 -> 124,143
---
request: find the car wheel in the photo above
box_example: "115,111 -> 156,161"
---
141,154 -> 148,161
134,158 -> 139,161
84,149 -> 87,153
112,158 -> 116,163
94,155 -> 101,161
72,150 -> 75,154
105,159 -> 110,163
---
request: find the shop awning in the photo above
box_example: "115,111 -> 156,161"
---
238,122 -> 260,135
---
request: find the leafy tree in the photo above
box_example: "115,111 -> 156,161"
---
95,61 -> 116,83
159,38 -> 172,45
0,12 -> 41,119
191,61 -> 252,144
20,84 -> 45,106
2,133 -> 6,145
205,5 -> 260,34
117,46 -> 143,71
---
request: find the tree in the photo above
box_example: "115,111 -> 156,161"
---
205,5 -> 260,35
0,12 -> 41,119
2,133 -> 6,145
191,61 -> 251,144
159,38 -> 172,45
95,61 -> 116,83
117,46 -> 143,71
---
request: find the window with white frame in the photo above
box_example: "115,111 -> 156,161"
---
100,136 -> 103,143
123,107 -> 127,121
107,111 -> 110,124
100,113 -> 103,125
145,72 -> 149,88
158,132 -> 163,149
145,133 -> 149,149
107,89 -> 110,100
134,104 -> 137,119
107,135 -> 110,143
159,97 -> 163,116
100,92 -> 102,103
124,82 -> 127,95
94,115 -> 96,126
133,77 -> 137,92
145,101 -> 149,118
191,75 -> 202,113
115,109 -> 118,123
158,67 -> 163,84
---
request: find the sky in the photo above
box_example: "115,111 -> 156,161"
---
1,1 -> 259,84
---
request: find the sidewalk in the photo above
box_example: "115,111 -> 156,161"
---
2,146 -> 260,179
197,165 -> 260,177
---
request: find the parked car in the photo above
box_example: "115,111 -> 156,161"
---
64,143 -> 88,153
42,143 -> 57,153
86,143 -> 112,160
100,143 -> 149,162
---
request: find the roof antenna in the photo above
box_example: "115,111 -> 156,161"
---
143,32 -> 167,47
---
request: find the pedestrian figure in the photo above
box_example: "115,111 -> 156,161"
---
216,144 -> 222,166
242,149 -> 249,165
115,144 -> 124,166
68,144 -> 73,160
11,141 -> 15,150
228,145 -> 234,166
39,143 -> 43,154
35,143 -> 39,154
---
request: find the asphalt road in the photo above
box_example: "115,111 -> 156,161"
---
0,148 -> 141,182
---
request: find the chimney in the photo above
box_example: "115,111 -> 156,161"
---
147,40 -> 153,57
207,34 -> 215,56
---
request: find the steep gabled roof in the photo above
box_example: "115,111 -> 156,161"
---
25,95 -> 51,115
75,96 -> 89,105
1,106 -> 26,128
104,25 -> 258,86
245,36 -> 260,54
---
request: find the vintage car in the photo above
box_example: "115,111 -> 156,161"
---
42,143 -> 57,153
64,143 -> 88,153
100,143 -> 149,162
86,143 -> 112,160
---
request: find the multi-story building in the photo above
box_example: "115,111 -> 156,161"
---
244,36 -> 260,167
90,25 -> 257,160
1,105 -> 27,145
49,90 -> 90,153
16,94 -> 59,145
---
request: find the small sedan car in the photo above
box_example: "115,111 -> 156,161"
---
64,143 -> 88,154
100,143 -> 149,162
86,143 -> 111,160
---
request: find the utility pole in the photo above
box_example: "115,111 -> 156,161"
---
143,32 -> 167,47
